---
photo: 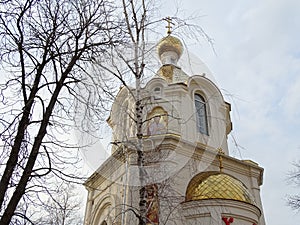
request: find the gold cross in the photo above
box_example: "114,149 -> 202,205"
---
163,16 -> 175,35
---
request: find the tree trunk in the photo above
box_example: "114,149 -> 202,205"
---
0,69 -> 44,209
0,76 -> 65,225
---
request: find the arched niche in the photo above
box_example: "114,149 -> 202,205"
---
146,107 -> 168,136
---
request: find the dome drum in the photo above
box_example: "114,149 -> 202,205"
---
181,198 -> 261,225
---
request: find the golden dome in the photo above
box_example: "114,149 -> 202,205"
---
186,172 -> 255,205
157,35 -> 183,59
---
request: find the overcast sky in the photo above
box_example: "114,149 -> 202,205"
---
159,0 -> 300,224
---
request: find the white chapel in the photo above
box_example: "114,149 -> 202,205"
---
83,29 -> 266,225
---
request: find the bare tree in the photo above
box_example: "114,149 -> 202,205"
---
0,0 -> 211,224
33,182 -> 83,225
287,161 -> 300,210
92,0 -> 162,223
0,0 -> 124,224
89,0 -> 155,223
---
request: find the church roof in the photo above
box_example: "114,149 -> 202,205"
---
155,34 -> 189,83
186,172 -> 256,205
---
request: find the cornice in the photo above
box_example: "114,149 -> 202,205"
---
84,134 -> 264,189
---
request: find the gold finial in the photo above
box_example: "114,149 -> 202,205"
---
163,16 -> 175,35
217,148 -> 225,173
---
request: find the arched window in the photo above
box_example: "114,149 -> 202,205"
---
101,221 -> 107,225
195,94 -> 208,135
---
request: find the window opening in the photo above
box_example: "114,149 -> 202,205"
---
153,87 -> 162,100
195,94 -> 208,135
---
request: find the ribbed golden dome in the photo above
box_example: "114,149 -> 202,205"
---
186,172 -> 255,204
157,35 -> 183,59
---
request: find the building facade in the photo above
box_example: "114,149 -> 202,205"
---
83,34 -> 265,225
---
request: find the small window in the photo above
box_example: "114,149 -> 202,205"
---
195,94 -> 208,135
153,87 -> 162,99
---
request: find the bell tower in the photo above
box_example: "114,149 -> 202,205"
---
83,24 -> 265,225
